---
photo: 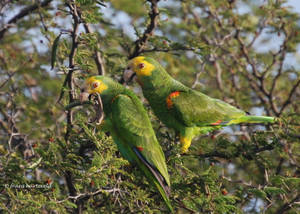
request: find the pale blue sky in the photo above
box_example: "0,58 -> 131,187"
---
2,0 -> 299,74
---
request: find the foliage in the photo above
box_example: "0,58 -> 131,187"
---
0,0 -> 299,213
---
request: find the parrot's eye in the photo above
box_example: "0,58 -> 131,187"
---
138,63 -> 145,69
92,82 -> 99,89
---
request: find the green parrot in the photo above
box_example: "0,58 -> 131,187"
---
80,76 -> 172,212
124,56 -> 276,153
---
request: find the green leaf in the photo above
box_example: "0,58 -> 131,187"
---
27,157 -> 42,169
64,200 -> 77,209
248,189 -> 267,199
51,33 -> 62,69
264,186 -> 286,195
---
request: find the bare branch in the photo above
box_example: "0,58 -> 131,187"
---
0,0 -> 53,40
142,46 -> 195,53
212,56 -> 224,91
280,78 -> 300,115
129,0 -> 160,59
57,188 -> 122,204
191,61 -> 206,89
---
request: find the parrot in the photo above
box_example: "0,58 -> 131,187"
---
79,75 -> 173,212
123,56 -> 276,153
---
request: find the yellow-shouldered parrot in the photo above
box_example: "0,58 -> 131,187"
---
80,76 -> 172,212
124,56 -> 276,153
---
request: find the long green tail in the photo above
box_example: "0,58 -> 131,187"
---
229,115 -> 276,125
152,178 -> 173,212
133,148 -> 173,212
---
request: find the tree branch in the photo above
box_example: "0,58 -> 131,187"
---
280,78 -> 300,115
57,188 -> 122,204
0,0 -> 53,40
77,9 -> 105,75
129,0 -> 160,59
64,1 -> 79,141
61,1 -> 82,213
276,193 -> 300,214
82,23 -> 106,75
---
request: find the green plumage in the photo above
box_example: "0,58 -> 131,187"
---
128,57 -> 276,153
82,76 -> 172,212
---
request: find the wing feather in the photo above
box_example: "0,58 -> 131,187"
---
169,90 -> 246,127
111,94 -> 170,186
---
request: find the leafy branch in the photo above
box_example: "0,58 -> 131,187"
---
129,0 -> 160,59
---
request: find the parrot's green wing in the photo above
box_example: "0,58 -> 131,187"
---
168,90 -> 246,127
110,94 -> 171,197
110,94 -> 172,211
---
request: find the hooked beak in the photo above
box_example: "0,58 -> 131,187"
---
123,68 -> 136,84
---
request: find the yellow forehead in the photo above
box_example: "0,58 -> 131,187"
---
131,56 -> 145,65
86,76 -> 99,84
85,76 -> 108,94
130,56 -> 154,76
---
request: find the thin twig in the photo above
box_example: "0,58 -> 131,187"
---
0,0 -> 53,40
57,188 -> 122,204
61,2 -> 82,213
276,193 -> 300,214
280,78 -> 300,115
78,11 -> 106,75
129,0 -> 160,59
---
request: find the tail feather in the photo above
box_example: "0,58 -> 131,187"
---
133,148 -> 173,212
229,115 -> 276,125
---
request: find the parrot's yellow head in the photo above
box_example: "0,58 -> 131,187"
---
80,76 -> 108,102
123,56 -> 155,83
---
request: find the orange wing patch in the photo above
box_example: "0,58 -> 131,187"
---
166,91 -> 180,109
136,146 -> 144,151
210,120 -> 222,125
111,94 -> 121,103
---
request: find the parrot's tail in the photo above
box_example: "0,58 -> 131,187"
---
133,148 -> 173,212
229,115 -> 276,125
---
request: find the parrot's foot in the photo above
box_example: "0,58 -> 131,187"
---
180,147 -> 188,154
180,137 -> 191,154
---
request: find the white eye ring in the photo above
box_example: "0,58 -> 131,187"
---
92,82 -> 99,89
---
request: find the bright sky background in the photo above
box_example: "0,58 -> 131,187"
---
2,0 -> 300,77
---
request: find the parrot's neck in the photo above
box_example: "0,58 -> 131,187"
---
140,70 -> 186,101
101,85 -> 127,114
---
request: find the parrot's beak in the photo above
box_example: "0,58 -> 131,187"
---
79,88 -> 90,103
123,68 -> 136,84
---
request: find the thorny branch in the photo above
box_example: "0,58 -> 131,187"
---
129,0 -> 160,59
142,46 -> 196,53
57,188 -> 122,204
0,88 -> 33,160
187,141 -> 277,161
0,0 -> 53,40
64,1 -> 80,140
82,23 -> 105,75
59,1 -> 81,213
188,3 -> 300,118
233,23 -> 299,117
279,78 -> 300,115
78,11 -> 105,75
276,193 -> 300,214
